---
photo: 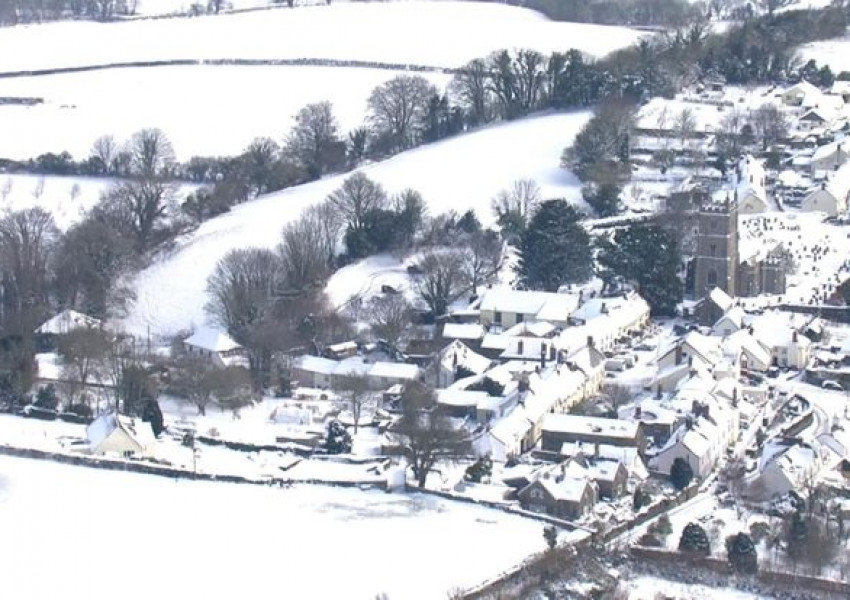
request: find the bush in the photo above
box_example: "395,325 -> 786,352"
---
726,532 -> 758,574
637,532 -> 663,547
749,521 -> 771,545
464,456 -> 493,483
633,486 -> 651,511
34,384 -> 59,410
678,522 -> 710,555
324,419 -> 352,454
670,457 -> 694,490
650,514 -> 673,538
65,402 -> 93,419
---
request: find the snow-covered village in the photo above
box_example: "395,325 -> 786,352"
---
3,0 -> 850,599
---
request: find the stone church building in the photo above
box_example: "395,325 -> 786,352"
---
692,194 -> 786,301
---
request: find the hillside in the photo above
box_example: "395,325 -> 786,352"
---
121,111 -> 590,338
0,2 -> 645,72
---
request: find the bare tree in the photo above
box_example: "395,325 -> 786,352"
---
302,200 -> 344,266
0,178 -> 11,203
391,381 -> 471,488
31,177 -> 44,202
449,58 -> 492,126
716,108 -> 748,158
207,366 -> 253,418
412,250 -> 470,318
491,179 -> 541,224
169,353 -> 216,416
366,294 -> 412,348
461,229 -> 503,295
241,137 -> 281,197
56,327 -> 111,408
326,172 -> 388,235
0,208 -> 59,336
367,75 -> 437,152
278,216 -> 332,292
674,107 -> 697,147
205,248 -> 283,378
90,135 -> 118,175
752,103 -> 789,151
336,373 -> 372,434
284,101 -> 345,178
96,178 -> 180,253
126,128 -> 176,178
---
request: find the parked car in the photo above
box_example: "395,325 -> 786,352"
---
822,380 -> 844,391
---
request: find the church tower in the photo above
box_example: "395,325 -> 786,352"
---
694,194 -> 738,299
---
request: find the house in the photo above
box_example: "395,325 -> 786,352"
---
292,355 -> 420,390
713,305 -> 746,336
726,155 -> 769,215
754,439 -> 821,499
560,440 -> 649,482
779,80 -> 823,108
478,288 -> 579,328
652,417 -> 720,479
657,332 -> 724,373
809,139 -> 849,174
183,327 -> 247,368
801,160 -> 850,216
540,414 -> 647,455
434,340 -> 492,388
831,81 -> 850,103
325,341 -> 358,360
441,323 -> 486,345
749,313 -> 812,368
517,461 -> 598,520
87,412 -> 155,457
35,309 -> 103,350
722,329 -> 772,373
587,459 -> 629,498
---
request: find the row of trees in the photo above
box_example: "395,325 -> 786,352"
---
0,0 -> 134,25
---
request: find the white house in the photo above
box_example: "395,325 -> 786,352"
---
478,288 -> 579,328
652,419 -> 716,479
755,440 -> 821,498
87,413 -> 155,457
435,340 -> 492,388
731,155 -> 769,214
713,306 -> 746,336
35,309 -> 102,336
779,80 -> 823,108
291,355 -> 420,390
801,160 -> 850,216
809,139 -> 849,174
183,327 -> 247,368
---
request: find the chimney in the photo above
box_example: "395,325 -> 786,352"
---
578,289 -> 584,305
685,415 -> 694,430
587,336 -> 595,348
594,442 -> 600,459
655,384 -> 662,400
517,340 -> 524,355
635,404 -> 643,419
601,302 -> 608,314
540,344 -> 546,370
792,331 -> 798,343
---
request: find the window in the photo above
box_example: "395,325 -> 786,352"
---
709,243 -> 716,257
517,341 -> 524,355
516,313 -> 524,323
531,489 -> 543,500
710,220 -> 718,231
707,269 -> 718,287
494,311 -> 502,324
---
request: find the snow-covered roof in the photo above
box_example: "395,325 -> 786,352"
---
811,138 -> 847,163
184,327 -> 242,353
437,389 -> 491,408
808,160 -> 850,204
439,340 -> 492,375
709,287 -> 734,312
542,414 -> 639,441
367,361 -> 420,381
442,323 -> 485,341
480,333 -> 512,352
781,80 -> 823,108
682,331 -> 724,366
502,320 -> 556,338
714,306 -> 745,331
478,288 -> 579,322
722,330 -> 772,367
86,412 -> 155,450
294,355 -> 338,375
35,309 -> 102,335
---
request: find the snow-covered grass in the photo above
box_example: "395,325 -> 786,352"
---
0,2 -> 645,73
0,174 -> 112,228
798,31 -> 850,74
0,453 -> 547,600
122,111 -> 590,337
0,66 -> 451,160
625,576 -> 773,600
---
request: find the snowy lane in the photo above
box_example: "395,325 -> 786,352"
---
0,454 -> 546,600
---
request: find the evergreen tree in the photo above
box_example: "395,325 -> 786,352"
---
597,223 -> 683,316
582,182 -> 621,217
678,522 -> 710,555
517,199 -> 591,291
726,532 -> 758,574
324,419 -> 352,454
670,457 -> 694,490
141,398 -> 164,438
784,509 -> 808,562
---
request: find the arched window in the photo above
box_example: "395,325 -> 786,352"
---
707,269 -> 718,287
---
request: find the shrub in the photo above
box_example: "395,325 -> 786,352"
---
34,384 -> 59,410
670,457 -> 694,490
638,532 -> 663,547
726,532 -> 758,574
464,456 -> 493,483
678,522 -> 710,555
650,514 -> 673,538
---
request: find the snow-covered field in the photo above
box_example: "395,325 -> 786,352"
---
123,111 -> 590,337
0,454 -> 546,600
0,173 -> 111,228
0,66 -> 451,160
626,576 -> 773,600
0,2 -> 645,73
798,31 -> 850,74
